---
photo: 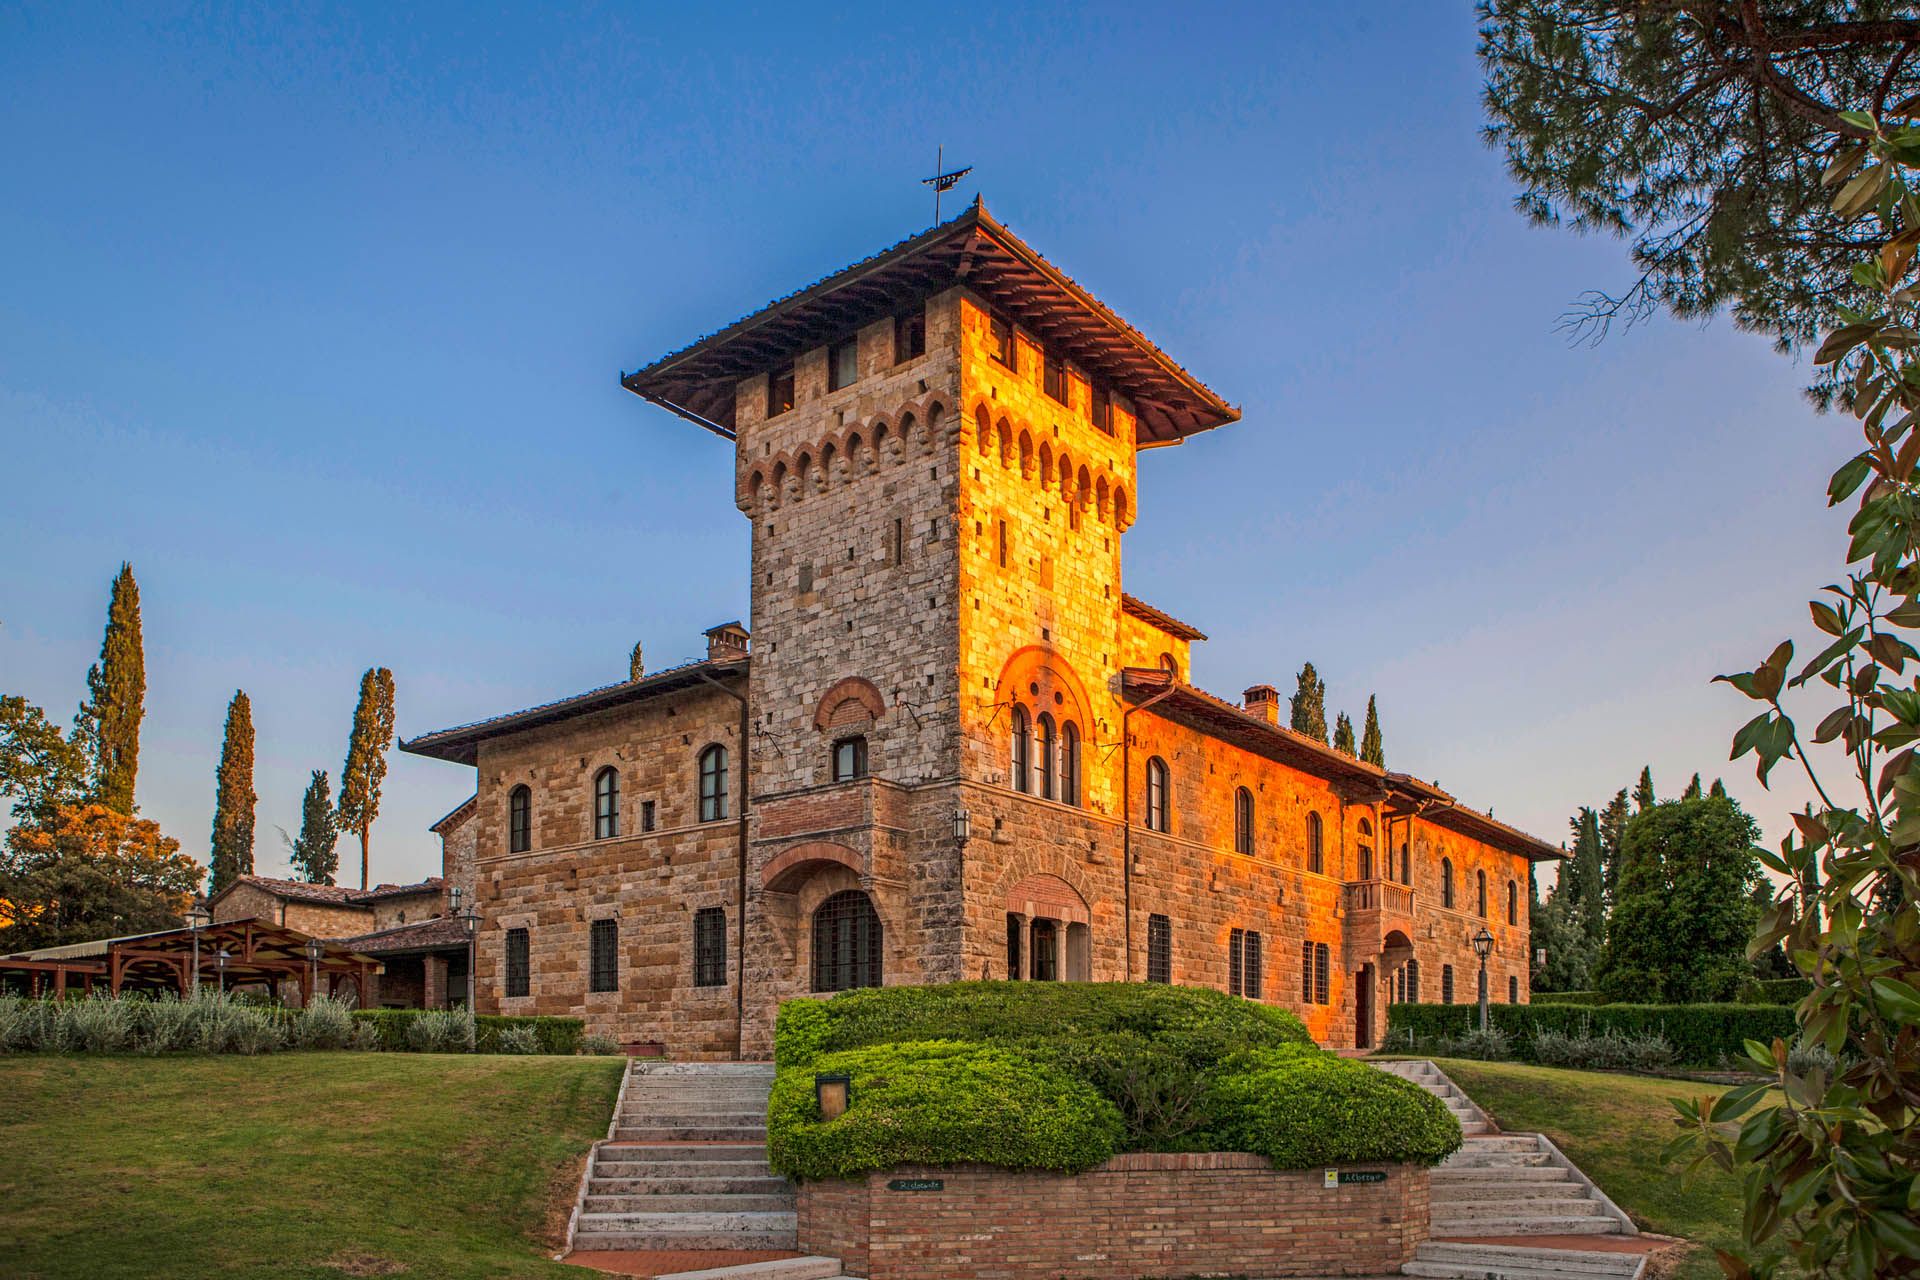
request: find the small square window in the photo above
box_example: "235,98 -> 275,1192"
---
1091,385 -> 1112,434
989,313 -> 1016,370
895,309 -> 926,363
768,365 -> 795,417
828,338 -> 858,391
1043,352 -> 1069,405
640,800 -> 656,833
833,736 -> 868,782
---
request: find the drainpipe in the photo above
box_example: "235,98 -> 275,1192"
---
696,666 -> 750,1061
1120,679 -> 1178,982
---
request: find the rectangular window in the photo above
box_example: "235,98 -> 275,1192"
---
997,519 -> 1009,568
1245,931 -> 1262,1000
893,516 -> 905,566
895,309 -> 926,363
1314,941 -> 1331,1005
828,338 -> 858,391
640,800 -> 656,832
505,927 -> 530,998
1442,964 -> 1455,1005
1229,928 -> 1245,997
1147,914 -> 1171,984
1043,351 -> 1069,405
589,918 -> 618,993
1030,918 -> 1057,981
768,365 -> 795,417
990,312 -> 1017,370
1301,940 -> 1314,1003
1006,914 -> 1023,981
832,736 -> 868,782
1091,385 -> 1112,434
694,907 -> 727,987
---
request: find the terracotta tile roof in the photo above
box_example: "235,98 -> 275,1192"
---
429,794 -> 477,834
1120,593 -> 1208,642
331,916 -> 470,955
206,875 -> 445,912
354,877 -> 444,903
400,656 -> 745,765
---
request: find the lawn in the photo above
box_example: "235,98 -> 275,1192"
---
0,1052 -> 624,1280
1434,1058 -> 1789,1280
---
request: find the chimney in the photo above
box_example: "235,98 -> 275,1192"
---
1243,684 -> 1280,725
704,621 -> 751,662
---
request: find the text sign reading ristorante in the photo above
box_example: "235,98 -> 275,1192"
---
886,1178 -> 945,1192
1326,1169 -> 1388,1186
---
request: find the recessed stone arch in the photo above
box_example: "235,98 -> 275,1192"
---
995,645 -> 1096,738
812,675 -> 887,732
1004,872 -> 1091,927
763,840 -> 866,894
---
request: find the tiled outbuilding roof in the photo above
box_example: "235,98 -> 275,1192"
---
331,916 -> 469,955
206,875 -> 445,913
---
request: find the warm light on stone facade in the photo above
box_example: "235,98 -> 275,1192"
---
402,202 -> 1561,1057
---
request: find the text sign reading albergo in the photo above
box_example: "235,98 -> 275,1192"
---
886,1178 -> 945,1192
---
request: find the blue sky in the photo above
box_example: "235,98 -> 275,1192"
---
1,3 -> 1842,888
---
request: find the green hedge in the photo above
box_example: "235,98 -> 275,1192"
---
1203,1046 -> 1461,1168
1386,1001 -> 1796,1066
1530,990 -> 1606,1006
350,1009 -> 584,1054
767,1040 -> 1126,1179
1737,977 -> 1813,1006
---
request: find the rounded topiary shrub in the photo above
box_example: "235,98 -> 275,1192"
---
767,1039 -> 1125,1180
1201,1047 -> 1462,1169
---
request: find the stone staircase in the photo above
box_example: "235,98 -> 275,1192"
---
1375,1059 -> 1495,1135
1404,1242 -> 1644,1280
570,1061 -> 801,1253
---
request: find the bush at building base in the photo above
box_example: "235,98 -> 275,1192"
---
770,982 -> 1461,1179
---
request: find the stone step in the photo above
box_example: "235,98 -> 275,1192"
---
1411,1242 -> 1642,1277
595,1161 -> 773,1180
617,1109 -> 767,1125
631,1063 -> 776,1077
590,1174 -> 790,1196
599,1142 -> 767,1160
1430,1177 -> 1580,1199
1404,1262 -> 1635,1280
573,1208 -> 799,1252
1442,1149 -> 1555,1169
651,1257 -> 846,1280
614,1125 -> 769,1143
1431,1215 -> 1622,1236
584,1192 -> 795,1214
1430,1197 -> 1607,1218
1457,1136 -> 1543,1153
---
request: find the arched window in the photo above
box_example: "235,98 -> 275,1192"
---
832,736 -> 867,782
1306,811 -> 1323,874
1010,704 -> 1031,793
812,890 -> 882,992
1145,757 -> 1170,833
1477,869 -> 1488,917
1441,858 -> 1455,909
1234,787 -> 1255,856
1036,713 -> 1056,800
593,767 -> 620,840
1060,722 -> 1080,807
1357,817 -> 1375,881
1507,880 -> 1519,926
698,745 -> 729,822
508,785 -> 531,853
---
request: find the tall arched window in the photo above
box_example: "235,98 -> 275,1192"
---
1477,869 -> 1489,918
1036,713 -> 1057,800
1234,787 -> 1255,855
1059,722 -> 1081,807
1507,880 -> 1520,926
812,890 -> 882,992
593,767 -> 620,840
1357,817 -> 1375,881
1442,858 -> 1455,908
508,785 -> 531,854
698,745 -> 729,822
1306,811 -> 1324,874
1010,704 -> 1031,793
1145,757 -> 1170,833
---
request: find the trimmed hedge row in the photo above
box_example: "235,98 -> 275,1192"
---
772,983 -> 1462,1179
350,1009 -> 584,1054
1737,977 -> 1813,1006
1530,990 -> 1606,1006
1387,1001 -> 1795,1065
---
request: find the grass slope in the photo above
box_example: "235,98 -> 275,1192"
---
1436,1059 -> 1794,1280
0,1053 -> 623,1280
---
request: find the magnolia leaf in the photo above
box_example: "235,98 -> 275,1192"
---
1813,705 -> 1853,743
1869,976 -> 1920,1022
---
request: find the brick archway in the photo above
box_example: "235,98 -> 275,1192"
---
1005,873 -> 1091,926
812,676 -> 887,732
763,841 -> 866,894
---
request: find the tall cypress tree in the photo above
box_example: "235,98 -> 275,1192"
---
1634,766 -> 1657,812
1710,777 -> 1728,799
1599,788 -> 1631,904
75,563 -> 145,814
1683,772 -> 1704,800
629,641 -> 645,682
337,667 -> 396,891
1566,806 -> 1607,943
1289,663 -> 1329,744
1360,695 -> 1384,766
1333,712 -> 1356,755
208,690 -> 256,895
289,769 -> 339,885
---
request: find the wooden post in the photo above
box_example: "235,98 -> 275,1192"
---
53,968 -> 66,998
109,952 -> 123,996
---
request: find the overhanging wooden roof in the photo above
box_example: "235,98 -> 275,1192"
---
1121,593 -> 1208,642
620,199 -> 1240,446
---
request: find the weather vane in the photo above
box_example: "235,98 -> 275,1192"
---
922,146 -> 973,224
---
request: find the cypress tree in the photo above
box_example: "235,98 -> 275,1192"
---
289,769 -> 339,885
75,563 -> 145,814
208,690 -> 256,896
1634,766 -> 1657,812
629,641 -> 645,682
1710,777 -> 1728,799
337,667 -> 396,891
1683,772 -> 1704,801
1567,806 -> 1606,943
1289,663 -> 1329,744
1360,695 -> 1384,766
1599,788 -> 1631,904
1333,712 -> 1356,755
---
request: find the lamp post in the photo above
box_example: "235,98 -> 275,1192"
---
186,904 -> 210,998
1471,927 -> 1495,1034
216,946 -> 231,995
459,893 -> 480,1013
305,939 -> 323,1007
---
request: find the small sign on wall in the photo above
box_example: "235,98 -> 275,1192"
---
887,1178 -> 945,1192
1339,1170 -> 1388,1185
1323,1169 -> 1338,1189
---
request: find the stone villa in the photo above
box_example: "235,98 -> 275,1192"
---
402,201 -> 1561,1056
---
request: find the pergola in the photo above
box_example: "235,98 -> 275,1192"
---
0,918 -> 385,1005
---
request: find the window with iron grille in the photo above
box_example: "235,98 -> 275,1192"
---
1301,940 -> 1314,1002
589,918 -> 618,993
990,312 -> 1017,370
1509,974 -> 1519,1004
768,365 -> 795,417
1234,787 -> 1254,856
1009,704 -> 1030,792
1229,928 -> 1245,996
1145,757 -> 1169,832
1442,858 -> 1455,908
699,745 -> 729,822
1005,913 -> 1023,981
1442,964 -> 1455,1005
1036,714 -> 1056,799
828,338 -> 858,391
1229,928 -> 1262,999
1477,870 -> 1488,917
1313,942 -> 1330,1005
812,890 -> 882,992
1406,959 -> 1421,1003
1306,811 -> 1322,874
1059,722 -> 1081,807
508,785 -> 531,854
895,309 -> 926,363
506,927 -> 530,998
694,908 -> 727,988
1029,918 -> 1058,980
1147,914 -> 1171,984
593,767 -> 620,840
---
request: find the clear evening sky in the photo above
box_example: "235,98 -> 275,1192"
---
1,4 -> 1840,889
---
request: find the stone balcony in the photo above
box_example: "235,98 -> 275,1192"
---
1343,877 -> 1416,961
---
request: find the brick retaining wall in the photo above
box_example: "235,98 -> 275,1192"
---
796,1153 -> 1429,1280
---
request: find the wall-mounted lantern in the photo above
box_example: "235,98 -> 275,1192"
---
815,1071 -> 852,1121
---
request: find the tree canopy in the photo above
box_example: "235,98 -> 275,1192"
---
1333,711 -> 1356,755
1288,663 -> 1328,744
288,770 -> 339,885
0,803 -> 201,951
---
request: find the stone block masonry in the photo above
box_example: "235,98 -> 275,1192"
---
796,1154 -> 1430,1280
